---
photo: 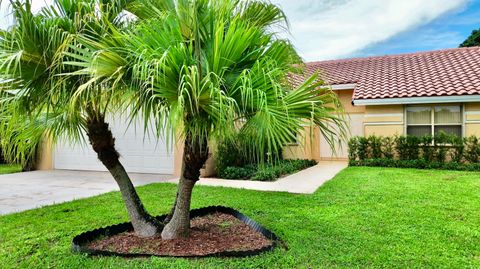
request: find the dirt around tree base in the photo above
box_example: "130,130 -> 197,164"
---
87,213 -> 273,257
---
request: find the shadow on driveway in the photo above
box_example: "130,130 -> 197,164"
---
0,170 -> 175,215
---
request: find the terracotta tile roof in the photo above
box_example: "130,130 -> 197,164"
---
292,47 -> 480,101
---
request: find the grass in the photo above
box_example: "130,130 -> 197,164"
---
1,167 -> 480,268
0,164 -> 22,175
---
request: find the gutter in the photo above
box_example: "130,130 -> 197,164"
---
353,95 -> 480,106
330,83 -> 356,90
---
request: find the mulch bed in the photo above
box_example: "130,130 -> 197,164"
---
87,213 -> 273,257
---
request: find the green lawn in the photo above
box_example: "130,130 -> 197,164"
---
1,167 -> 480,268
0,164 -> 22,175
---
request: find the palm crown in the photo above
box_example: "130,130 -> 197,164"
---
0,0 -> 132,152
69,0 -> 347,161
67,0 -> 347,239
0,0 -> 170,237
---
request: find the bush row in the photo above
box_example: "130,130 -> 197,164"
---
350,159 -> 480,171
349,133 -> 479,162
348,133 -> 480,170
220,159 -> 318,181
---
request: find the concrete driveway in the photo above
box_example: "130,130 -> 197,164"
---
0,170 -> 175,215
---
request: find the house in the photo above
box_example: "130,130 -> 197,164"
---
37,47 -> 480,175
285,47 -> 480,161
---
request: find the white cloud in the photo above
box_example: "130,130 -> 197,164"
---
0,0 -> 52,29
272,0 -> 467,61
0,2 -> 13,29
0,0 -> 468,61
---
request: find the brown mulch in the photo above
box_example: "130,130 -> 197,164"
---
87,213 -> 273,257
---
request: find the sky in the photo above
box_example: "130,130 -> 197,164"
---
1,0 -> 480,62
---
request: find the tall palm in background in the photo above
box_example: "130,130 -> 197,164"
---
0,0 -> 163,237
70,0 -> 348,239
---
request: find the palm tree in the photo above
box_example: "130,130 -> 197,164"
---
67,0 -> 348,239
0,0 -> 162,237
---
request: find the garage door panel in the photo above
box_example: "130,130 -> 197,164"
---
54,115 -> 174,174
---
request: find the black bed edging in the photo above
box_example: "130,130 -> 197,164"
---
72,206 -> 283,258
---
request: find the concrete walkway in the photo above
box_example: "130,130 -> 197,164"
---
166,161 -> 348,194
0,161 -> 347,215
0,170 -> 174,215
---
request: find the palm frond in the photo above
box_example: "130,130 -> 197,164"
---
64,0 -> 348,164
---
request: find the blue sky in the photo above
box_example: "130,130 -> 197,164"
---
1,0 -> 479,62
273,0 -> 475,61
355,0 -> 480,58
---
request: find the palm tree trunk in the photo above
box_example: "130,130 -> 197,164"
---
163,191 -> 178,225
161,175 -> 196,239
161,134 -> 208,240
86,116 -> 161,237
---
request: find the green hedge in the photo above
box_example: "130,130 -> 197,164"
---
215,136 -> 283,178
350,159 -> 480,171
220,159 -> 317,181
348,133 -> 480,171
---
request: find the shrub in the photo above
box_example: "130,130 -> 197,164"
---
215,133 -> 284,177
395,136 -> 408,160
220,165 -> 256,180
252,159 -> 317,181
222,159 -> 317,181
381,137 -> 395,159
465,136 -> 480,163
215,139 -> 246,175
420,135 -> 434,161
357,136 -> 370,160
405,135 -> 420,160
348,133 -> 480,172
350,158 -> 480,172
348,136 -> 360,161
252,166 -> 279,181
433,132 -> 449,163
0,135 -> 36,168
450,136 -> 465,163
368,136 -> 382,159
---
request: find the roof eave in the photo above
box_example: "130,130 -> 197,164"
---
353,95 -> 480,106
330,83 -> 356,90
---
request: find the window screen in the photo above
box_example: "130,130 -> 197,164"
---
406,105 -> 462,137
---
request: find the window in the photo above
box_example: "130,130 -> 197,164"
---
406,105 -> 462,137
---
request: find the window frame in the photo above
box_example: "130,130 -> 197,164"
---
404,104 -> 464,137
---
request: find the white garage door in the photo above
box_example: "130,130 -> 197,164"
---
54,114 -> 174,174
320,114 -> 364,159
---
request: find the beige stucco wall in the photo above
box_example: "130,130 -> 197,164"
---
338,90 -> 365,114
465,103 -> 480,136
283,89 -> 362,161
465,103 -> 480,111
465,124 -> 480,136
36,136 -> 53,170
283,126 -> 321,160
364,125 -> 404,136
363,105 -> 404,136
283,101 -> 408,161
173,140 -> 184,177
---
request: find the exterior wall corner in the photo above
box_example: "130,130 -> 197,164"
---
36,135 -> 54,170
